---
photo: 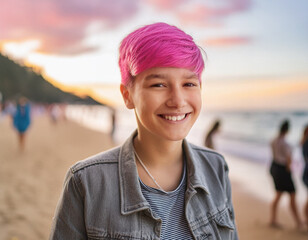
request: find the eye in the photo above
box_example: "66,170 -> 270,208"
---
150,83 -> 165,88
184,82 -> 199,87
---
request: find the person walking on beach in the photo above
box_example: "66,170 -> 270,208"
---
110,107 -> 116,142
13,97 -> 31,152
269,120 -> 302,229
301,124 -> 308,231
50,23 -> 238,239
204,119 -> 221,150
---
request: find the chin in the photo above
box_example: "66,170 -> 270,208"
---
161,131 -> 189,142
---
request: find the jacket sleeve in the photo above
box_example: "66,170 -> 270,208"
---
224,163 -> 239,240
49,169 -> 87,240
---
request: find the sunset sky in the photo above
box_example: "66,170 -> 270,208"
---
1,0 -> 307,110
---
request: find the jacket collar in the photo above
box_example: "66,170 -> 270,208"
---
118,130 -> 210,215
119,130 -> 150,215
182,139 -> 210,195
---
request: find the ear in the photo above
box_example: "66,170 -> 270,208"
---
120,84 -> 135,109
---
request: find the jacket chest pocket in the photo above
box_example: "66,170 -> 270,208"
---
194,208 -> 235,240
211,209 -> 235,240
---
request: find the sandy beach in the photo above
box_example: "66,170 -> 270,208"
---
227,156 -> 307,239
0,113 -> 307,240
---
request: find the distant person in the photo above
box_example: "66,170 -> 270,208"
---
13,97 -> 31,151
269,120 -> 303,229
204,119 -> 220,150
301,124 -> 308,231
50,22 -> 238,239
49,104 -> 61,124
110,107 -> 116,141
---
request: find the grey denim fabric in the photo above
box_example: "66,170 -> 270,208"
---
50,131 -> 238,240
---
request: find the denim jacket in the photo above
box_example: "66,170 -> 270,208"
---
50,131 -> 238,240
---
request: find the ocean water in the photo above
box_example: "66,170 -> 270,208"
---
190,110 -> 308,167
65,105 -> 308,172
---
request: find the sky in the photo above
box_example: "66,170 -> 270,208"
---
1,0 -> 308,110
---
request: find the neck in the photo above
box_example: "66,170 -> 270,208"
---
133,132 -> 184,191
133,131 -> 183,168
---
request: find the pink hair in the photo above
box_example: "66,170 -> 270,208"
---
119,22 -> 205,86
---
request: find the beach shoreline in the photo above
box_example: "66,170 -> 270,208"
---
0,114 -> 307,240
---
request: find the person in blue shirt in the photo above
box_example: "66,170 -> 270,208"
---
13,96 -> 31,151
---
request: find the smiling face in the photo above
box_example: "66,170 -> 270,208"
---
120,67 -> 202,143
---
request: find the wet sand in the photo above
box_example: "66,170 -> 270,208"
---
0,114 -> 306,240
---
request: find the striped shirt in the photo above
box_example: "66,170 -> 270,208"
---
139,161 -> 193,240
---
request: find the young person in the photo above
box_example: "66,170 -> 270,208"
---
50,22 -> 238,240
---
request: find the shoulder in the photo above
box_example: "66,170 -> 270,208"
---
270,137 -> 276,145
60,146 -> 122,199
189,142 -> 225,158
186,141 -> 228,170
70,146 -> 120,174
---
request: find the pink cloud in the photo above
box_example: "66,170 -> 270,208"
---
144,0 -> 188,10
202,36 -> 252,47
0,0 -> 139,55
177,0 -> 252,26
0,0 -> 253,55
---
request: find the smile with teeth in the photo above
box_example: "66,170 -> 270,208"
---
160,114 -> 188,122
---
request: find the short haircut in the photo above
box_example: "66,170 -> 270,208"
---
119,22 -> 205,86
280,120 -> 289,134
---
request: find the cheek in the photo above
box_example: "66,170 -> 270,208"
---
190,91 -> 202,110
133,93 -> 153,115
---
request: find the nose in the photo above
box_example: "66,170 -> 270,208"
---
166,86 -> 186,108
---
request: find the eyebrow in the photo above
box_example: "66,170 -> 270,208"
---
145,73 -> 198,81
145,74 -> 167,81
185,73 -> 198,79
